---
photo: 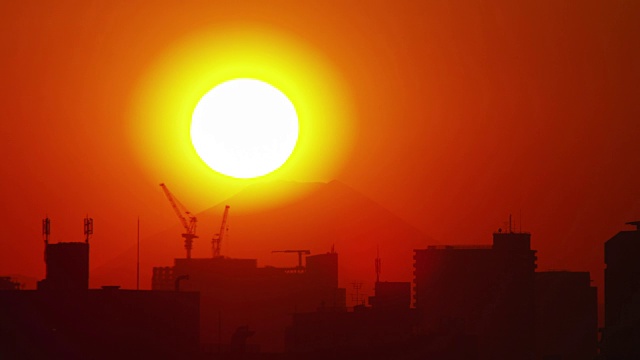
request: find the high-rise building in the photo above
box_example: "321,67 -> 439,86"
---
413,230 -> 537,360
369,281 -> 411,310
38,242 -> 89,291
152,250 -> 346,352
285,274 -> 475,359
602,221 -> 640,359
534,271 -> 598,360
0,218 -> 200,358
0,287 -> 200,358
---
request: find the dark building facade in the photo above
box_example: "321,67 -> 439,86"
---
413,231 -> 537,360
286,306 -> 441,360
0,277 -> 20,290
152,251 -> 346,352
369,281 -> 412,310
286,280 -> 476,360
602,221 -> 640,359
37,241 -> 89,291
0,288 -> 200,359
0,223 -> 200,359
534,271 -> 598,360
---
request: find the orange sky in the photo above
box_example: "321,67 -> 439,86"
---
1,1 -> 639,297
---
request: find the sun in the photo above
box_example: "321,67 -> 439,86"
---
132,27 -> 355,205
190,79 -> 299,178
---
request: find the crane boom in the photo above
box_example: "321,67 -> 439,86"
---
159,183 -> 198,259
212,205 -> 230,258
160,183 -> 190,231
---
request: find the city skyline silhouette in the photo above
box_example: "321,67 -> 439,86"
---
3,215 -> 638,358
1,0 -> 639,358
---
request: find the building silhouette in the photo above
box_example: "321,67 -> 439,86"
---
152,250 -> 346,353
0,218 -> 200,359
414,227 -> 600,360
0,277 -> 20,290
602,221 -> 640,359
0,288 -> 200,359
368,281 -> 412,310
37,241 -> 89,291
37,216 -> 90,291
534,271 -> 598,360
413,230 -> 537,360
285,278 -> 477,359
0,215 -> 610,359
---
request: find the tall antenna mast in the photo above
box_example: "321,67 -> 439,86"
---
137,217 -> 140,290
375,246 -> 381,283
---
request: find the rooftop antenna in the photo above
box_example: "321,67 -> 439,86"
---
42,217 -> 50,245
84,215 -> 93,243
375,246 -> 381,284
42,217 -> 50,262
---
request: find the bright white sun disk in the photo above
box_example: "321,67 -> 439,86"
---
190,79 -> 299,178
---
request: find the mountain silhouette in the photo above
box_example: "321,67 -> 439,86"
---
92,180 -> 435,294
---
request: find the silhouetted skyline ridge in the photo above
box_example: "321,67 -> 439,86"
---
92,180 -> 433,289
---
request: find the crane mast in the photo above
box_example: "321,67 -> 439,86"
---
212,205 -> 230,258
160,183 -> 198,259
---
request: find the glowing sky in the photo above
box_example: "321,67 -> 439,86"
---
1,1 -> 639,296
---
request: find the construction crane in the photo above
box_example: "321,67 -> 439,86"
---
212,205 -> 230,258
272,250 -> 311,268
160,183 -> 198,259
